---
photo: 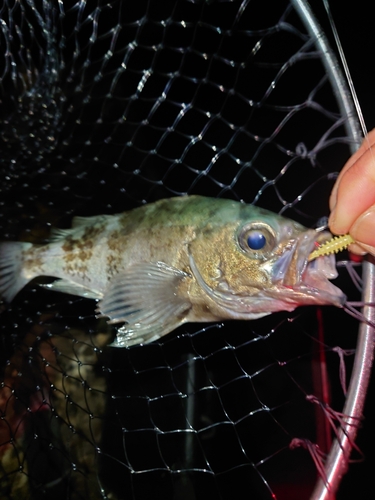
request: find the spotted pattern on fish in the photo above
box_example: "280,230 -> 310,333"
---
22,245 -> 49,278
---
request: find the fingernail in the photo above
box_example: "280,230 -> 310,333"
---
328,209 -> 336,229
329,183 -> 338,212
347,243 -> 367,256
328,208 -> 346,235
352,242 -> 375,257
350,208 -> 375,248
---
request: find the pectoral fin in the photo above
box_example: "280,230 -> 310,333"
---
97,261 -> 191,346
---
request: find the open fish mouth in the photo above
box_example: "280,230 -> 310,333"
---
273,230 -> 347,308
299,253 -> 346,307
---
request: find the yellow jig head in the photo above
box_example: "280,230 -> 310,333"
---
308,234 -> 355,262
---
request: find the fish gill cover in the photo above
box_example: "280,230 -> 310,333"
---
0,1 -> 366,499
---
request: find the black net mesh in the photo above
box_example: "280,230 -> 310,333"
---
0,1 -> 363,499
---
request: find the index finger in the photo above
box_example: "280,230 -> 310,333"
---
329,128 -> 375,211
329,139 -> 375,235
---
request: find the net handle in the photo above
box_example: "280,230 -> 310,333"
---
291,1 -> 375,498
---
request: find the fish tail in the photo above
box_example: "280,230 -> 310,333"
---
0,241 -> 34,302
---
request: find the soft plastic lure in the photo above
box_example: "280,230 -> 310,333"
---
308,234 -> 355,262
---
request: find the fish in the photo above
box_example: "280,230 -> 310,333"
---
0,195 -> 345,346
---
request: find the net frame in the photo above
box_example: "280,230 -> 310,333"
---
292,2 -> 374,496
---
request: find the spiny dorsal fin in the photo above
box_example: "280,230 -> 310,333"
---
71,214 -> 112,228
49,214 -> 112,241
49,227 -> 73,242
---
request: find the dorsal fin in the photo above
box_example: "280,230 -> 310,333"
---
71,214 -> 111,228
49,214 -> 112,242
49,227 -> 74,242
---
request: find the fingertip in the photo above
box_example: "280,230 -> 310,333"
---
347,243 -> 367,256
328,208 -> 349,236
329,183 -> 338,212
350,208 -> 375,249
328,210 -> 336,233
351,242 -> 375,258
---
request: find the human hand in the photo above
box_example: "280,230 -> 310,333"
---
329,128 -> 375,256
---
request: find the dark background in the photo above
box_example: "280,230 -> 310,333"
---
327,2 -> 375,130
320,2 -> 375,497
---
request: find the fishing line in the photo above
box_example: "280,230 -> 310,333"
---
301,1 -> 375,262
322,0 -> 369,142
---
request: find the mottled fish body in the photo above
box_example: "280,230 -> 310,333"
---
0,196 -> 345,346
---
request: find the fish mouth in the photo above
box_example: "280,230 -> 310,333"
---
271,229 -> 346,308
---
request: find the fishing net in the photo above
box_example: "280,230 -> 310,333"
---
0,0 -> 371,499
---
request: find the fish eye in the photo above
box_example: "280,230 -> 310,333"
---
246,231 -> 267,250
238,223 -> 276,256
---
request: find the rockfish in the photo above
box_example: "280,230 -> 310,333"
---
0,196 -> 345,346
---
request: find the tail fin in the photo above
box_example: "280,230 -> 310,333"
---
0,241 -> 34,302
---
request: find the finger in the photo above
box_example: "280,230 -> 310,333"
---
329,129 -> 375,210
350,205 -> 375,249
329,146 -> 375,234
348,243 -> 369,256
350,242 -> 375,257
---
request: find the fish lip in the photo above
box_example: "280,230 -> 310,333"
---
281,229 -> 346,307
268,229 -> 346,308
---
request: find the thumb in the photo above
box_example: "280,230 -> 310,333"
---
350,206 -> 375,256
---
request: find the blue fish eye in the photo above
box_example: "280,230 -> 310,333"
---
238,223 -> 276,255
247,231 -> 267,250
